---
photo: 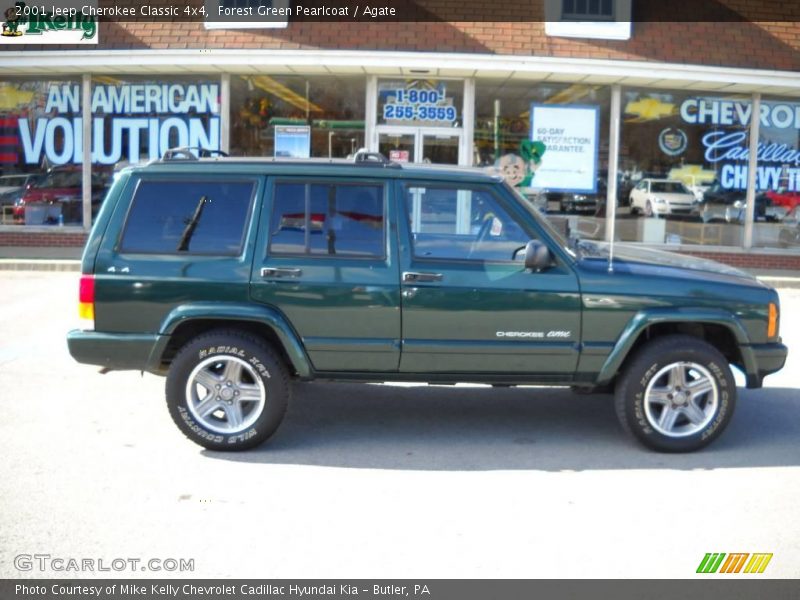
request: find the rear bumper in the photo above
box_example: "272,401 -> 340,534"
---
745,342 -> 788,388
67,329 -> 165,372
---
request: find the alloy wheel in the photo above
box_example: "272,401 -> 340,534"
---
643,361 -> 718,438
185,356 -> 266,434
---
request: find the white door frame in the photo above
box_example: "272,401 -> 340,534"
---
419,128 -> 463,165
376,125 -> 464,164
367,75 -> 471,166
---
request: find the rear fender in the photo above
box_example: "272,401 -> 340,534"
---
150,302 -> 312,378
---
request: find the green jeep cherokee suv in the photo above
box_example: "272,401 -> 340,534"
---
67,151 -> 787,453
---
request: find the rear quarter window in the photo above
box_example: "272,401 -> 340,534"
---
120,179 -> 256,255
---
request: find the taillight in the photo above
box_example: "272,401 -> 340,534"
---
767,302 -> 778,339
78,274 -> 95,326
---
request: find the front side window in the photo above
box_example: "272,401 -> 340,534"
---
120,179 -> 256,255
404,184 -> 530,262
269,182 -> 385,258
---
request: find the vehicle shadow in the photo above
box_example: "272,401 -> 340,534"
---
203,382 -> 800,471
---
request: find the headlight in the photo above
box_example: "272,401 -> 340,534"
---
574,195 -> 587,201
733,200 -> 744,209
653,197 -> 666,203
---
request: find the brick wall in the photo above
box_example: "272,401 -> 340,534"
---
0,230 -> 88,247
5,1 -> 800,72
682,251 -> 800,271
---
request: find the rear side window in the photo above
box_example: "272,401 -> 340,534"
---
120,180 -> 256,255
269,182 -> 385,258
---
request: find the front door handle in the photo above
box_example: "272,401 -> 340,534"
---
403,271 -> 443,283
261,267 -> 302,278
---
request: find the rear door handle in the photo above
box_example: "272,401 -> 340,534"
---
261,267 -> 302,278
403,271 -> 443,283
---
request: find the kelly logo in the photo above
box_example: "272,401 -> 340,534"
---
696,552 -> 773,574
1,2 -> 97,44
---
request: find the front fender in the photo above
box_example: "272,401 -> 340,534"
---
150,302 -> 313,378
596,307 -> 756,385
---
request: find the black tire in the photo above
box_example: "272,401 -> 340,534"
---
166,329 -> 290,451
614,335 -> 736,452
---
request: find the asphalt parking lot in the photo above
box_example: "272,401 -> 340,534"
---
1,271 -> 798,579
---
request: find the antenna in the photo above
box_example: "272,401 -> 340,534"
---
607,221 -> 615,273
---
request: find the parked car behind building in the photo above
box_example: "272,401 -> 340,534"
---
629,179 -> 697,217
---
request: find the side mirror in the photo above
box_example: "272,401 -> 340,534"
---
524,239 -> 553,272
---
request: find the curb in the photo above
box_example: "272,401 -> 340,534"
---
0,259 -> 81,272
759,277 -> 800,290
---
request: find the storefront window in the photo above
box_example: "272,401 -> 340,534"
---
0,77 -> 82,226
375,78 -> 464,165
751,95 -> 800,251
616,88 -> 755,247
230,75 -> 365,159
474,81 -> 610,240
91,75 -> 221,224
377,79 -> 463,128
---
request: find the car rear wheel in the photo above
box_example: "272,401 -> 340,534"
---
166,329 -> 290,451
614,335 -> 736,452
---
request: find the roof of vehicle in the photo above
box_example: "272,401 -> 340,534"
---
120,155 -> 502,184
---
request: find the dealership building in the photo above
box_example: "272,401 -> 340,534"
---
1,1 -> 799,269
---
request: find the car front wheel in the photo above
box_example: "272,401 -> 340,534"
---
166,329 -> 290,451
614,335 -> 736,452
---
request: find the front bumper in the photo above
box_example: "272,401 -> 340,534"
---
67,329 -> 166,373
745,342 -> 788,388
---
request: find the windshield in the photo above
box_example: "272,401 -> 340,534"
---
651,181 -> 690,194
502,181 -> 576,259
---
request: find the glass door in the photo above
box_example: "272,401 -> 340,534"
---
376,127 -> 464,165
378,130 -> 416,164
420,132 -> 460,165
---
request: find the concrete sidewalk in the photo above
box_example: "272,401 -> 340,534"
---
0,246 -> 82,260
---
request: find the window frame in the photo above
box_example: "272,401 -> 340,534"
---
400,181 -> 538,265
543,0 -> 631,40
267,178 -> 389,261
560,0 -> 615,21
117,176 -> 259,257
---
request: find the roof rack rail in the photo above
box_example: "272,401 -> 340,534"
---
162,147 -> 230,161
352,150 -> 399,167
